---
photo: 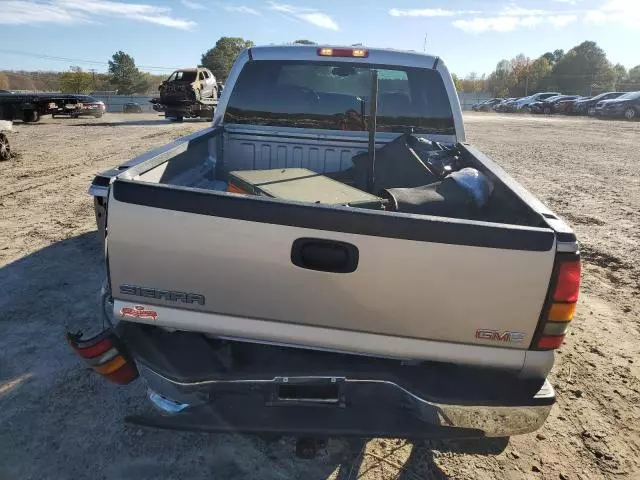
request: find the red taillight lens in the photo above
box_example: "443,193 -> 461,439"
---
553,259 -> 581,303
535,254 -> 581,350
67,330 -> 138,385
73,337 -> 113,359
317,47 -> 368,58
537,335 -> 565,349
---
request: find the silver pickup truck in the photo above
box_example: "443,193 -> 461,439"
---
72,45 -> 580,441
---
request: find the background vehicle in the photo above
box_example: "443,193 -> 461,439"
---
50,95 -> 105,118
0,120 -> 11,161
123,102 -> 143,113
493,97 -> 519,112
473,98 -> 503,111
515,92 -> 561,111
531,95 -> 580,114
476,98 -> 504,112
595,91 -> 640,120
158,67 -> 218,121
556,96 -> 589,114
573,92 -> 625,116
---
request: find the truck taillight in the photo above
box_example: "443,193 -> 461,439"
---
317,47 -> 369,58
67,330 -> 138,384
535,255 -> 581,350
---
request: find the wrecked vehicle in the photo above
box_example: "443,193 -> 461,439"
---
0,120 -> 11,161
157,67 -> 219,121
77,46 -> 580,444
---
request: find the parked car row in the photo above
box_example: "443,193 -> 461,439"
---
472,91 -> 640,120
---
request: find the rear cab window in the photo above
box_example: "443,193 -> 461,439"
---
224,60 -> 455,135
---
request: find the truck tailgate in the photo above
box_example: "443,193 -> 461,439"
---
107,180 -> 556,352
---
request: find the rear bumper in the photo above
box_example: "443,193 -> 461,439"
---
123,318 -> 556,439
134,363 -> 554,439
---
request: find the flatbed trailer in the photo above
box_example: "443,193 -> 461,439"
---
0,92 -> 80,123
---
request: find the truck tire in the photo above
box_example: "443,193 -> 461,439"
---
23,110 -> 40,123
0,133 -> 10,161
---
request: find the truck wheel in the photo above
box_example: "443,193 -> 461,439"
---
624,108 -> 637,120
23,110 -> 40,123
0,133 -> 10,161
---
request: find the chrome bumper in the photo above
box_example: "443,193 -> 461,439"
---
136,363 -> 554,439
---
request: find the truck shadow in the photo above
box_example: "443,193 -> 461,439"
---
332,437 -> 508,479
0,231 -> 105,396
0,231 -> 508,479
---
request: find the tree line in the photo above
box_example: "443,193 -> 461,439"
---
0,55 -> 166,95
453,41 -> 640,97
3,38 -> 637,98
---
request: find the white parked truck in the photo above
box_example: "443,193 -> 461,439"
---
73,46 -> 581,442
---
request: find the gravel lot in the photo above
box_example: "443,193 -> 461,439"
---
1,112 -> 639,479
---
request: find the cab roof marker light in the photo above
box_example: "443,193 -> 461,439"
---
317,48 -> 369,58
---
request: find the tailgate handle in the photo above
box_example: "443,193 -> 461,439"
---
291,238 -> 359,273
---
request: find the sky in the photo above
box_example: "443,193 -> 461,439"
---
0,0 -> 638,77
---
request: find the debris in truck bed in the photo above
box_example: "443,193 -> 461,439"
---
228,168 -> 385,209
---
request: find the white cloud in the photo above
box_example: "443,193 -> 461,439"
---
447,0 -> 638,33
297,12 -> 338,30
451,3 -> 579,32
453,16 -> 521,33
388,8 -> 479,17
0,1 -> 89,24
585,0 -> 640,28
224,5 -> 260,15
268,2 -> 338,30
548,14 -> 578,27
0,0 -> 195,29
180,0 -> 205,10
499,5 -> 550,16
268,2 -> 296,14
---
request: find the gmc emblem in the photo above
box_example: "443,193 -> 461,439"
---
120,284 -> 205,306
475,329 -> 525,343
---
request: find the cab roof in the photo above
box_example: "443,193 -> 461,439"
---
249,45 -> 440,69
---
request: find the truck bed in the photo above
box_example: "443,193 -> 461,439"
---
91,125 -> 575,369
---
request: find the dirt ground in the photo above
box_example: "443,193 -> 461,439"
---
1,112 -> 638,480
